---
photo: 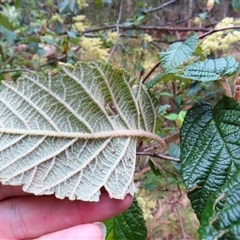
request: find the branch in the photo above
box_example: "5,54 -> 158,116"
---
106,0 -> 123,62
136,151 -> 180,163
199,25 -> 240,39
83,25 -> 210,34
142,61 -> 161,83
0,68 -> 36,73
147,0 -> 177,14
40,53 -> 68,67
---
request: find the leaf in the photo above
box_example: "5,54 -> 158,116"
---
0,13 -> 12,29
182,57 -> 239,82
0,26 -> 17,44
181,96 -> 240,219
144,70 -> 177,89
105,197 -> 147,240
160,32 -> 198,71
199,172 -> 240,240
231,0 -> 240,12
0,61 -> 165,201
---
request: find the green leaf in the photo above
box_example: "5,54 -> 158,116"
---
149,159 -> 162,176
0,61 -> 164,201
144,70 -> 177,89
181,96 -> 240,219
0,13 -> 12,29
105,198 -> 147,240
165,113 -> 179,121
0,26 -> 17,44
160,32 -> 198,71
199,172 -> 240,240
67,31 -> 79,38
231,0 -> 240,11
182,57 -> 239,82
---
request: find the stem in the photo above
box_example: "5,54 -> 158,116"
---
199,25 -> 240,39
0,128 -> 166,150
142,61 -> 161,83
136,151 -> 180,163
221,77 -> 232,97
106,0 -> 123,62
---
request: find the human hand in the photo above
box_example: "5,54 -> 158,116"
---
0,184 -> 133,239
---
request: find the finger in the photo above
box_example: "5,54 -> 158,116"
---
37,223 -> 106,240
0,190 -> 132,239
0,184 -> 30,200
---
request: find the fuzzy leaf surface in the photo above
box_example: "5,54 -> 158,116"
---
0,61 -> 163,201
160,32 -> 198,71
199,172 -> 240,240
181,96 -> 240,219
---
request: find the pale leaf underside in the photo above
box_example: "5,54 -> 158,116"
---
0,61 -> 164,201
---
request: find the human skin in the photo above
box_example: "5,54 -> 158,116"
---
0,184 -> 133,239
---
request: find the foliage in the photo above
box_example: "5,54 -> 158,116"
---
1,1 -> 240,239
104,197 -> 147,240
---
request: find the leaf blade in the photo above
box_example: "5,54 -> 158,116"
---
0,61 -> 164,201
160,32 -> 198,71
181,96 -> 240,219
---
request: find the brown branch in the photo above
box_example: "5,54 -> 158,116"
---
199,25 -> 240,39
164,132 -> 180,146
175,205 -> 187,240
142,61 -> 161,83
83,25 -> 210,34
40,54 -> 68,67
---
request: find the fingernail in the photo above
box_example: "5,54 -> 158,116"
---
93,222 -> 106,240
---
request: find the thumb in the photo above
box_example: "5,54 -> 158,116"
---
37,223 -> 106,240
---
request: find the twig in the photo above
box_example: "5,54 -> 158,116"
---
176,206 -> 187,240
147,0 -> 177,13
2,55 -> 15,68
199,25 -> 240,39
164,132 -> 180,146
154,161 -> 172,191
106,0 -> 123,62
41,46 -> 81,67
0,68 -> 35,73
40,54 -> 67,67
136,151 -> 180,163
83,25 -> 210,34
142,61 -> 161,83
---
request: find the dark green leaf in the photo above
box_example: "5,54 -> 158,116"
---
182,57 -> 238,82
181,96 -> 240,220
160,32 -> 199,71
105,198 -> 147,240
199,172 -> 240,240
149,159 -> 162,176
